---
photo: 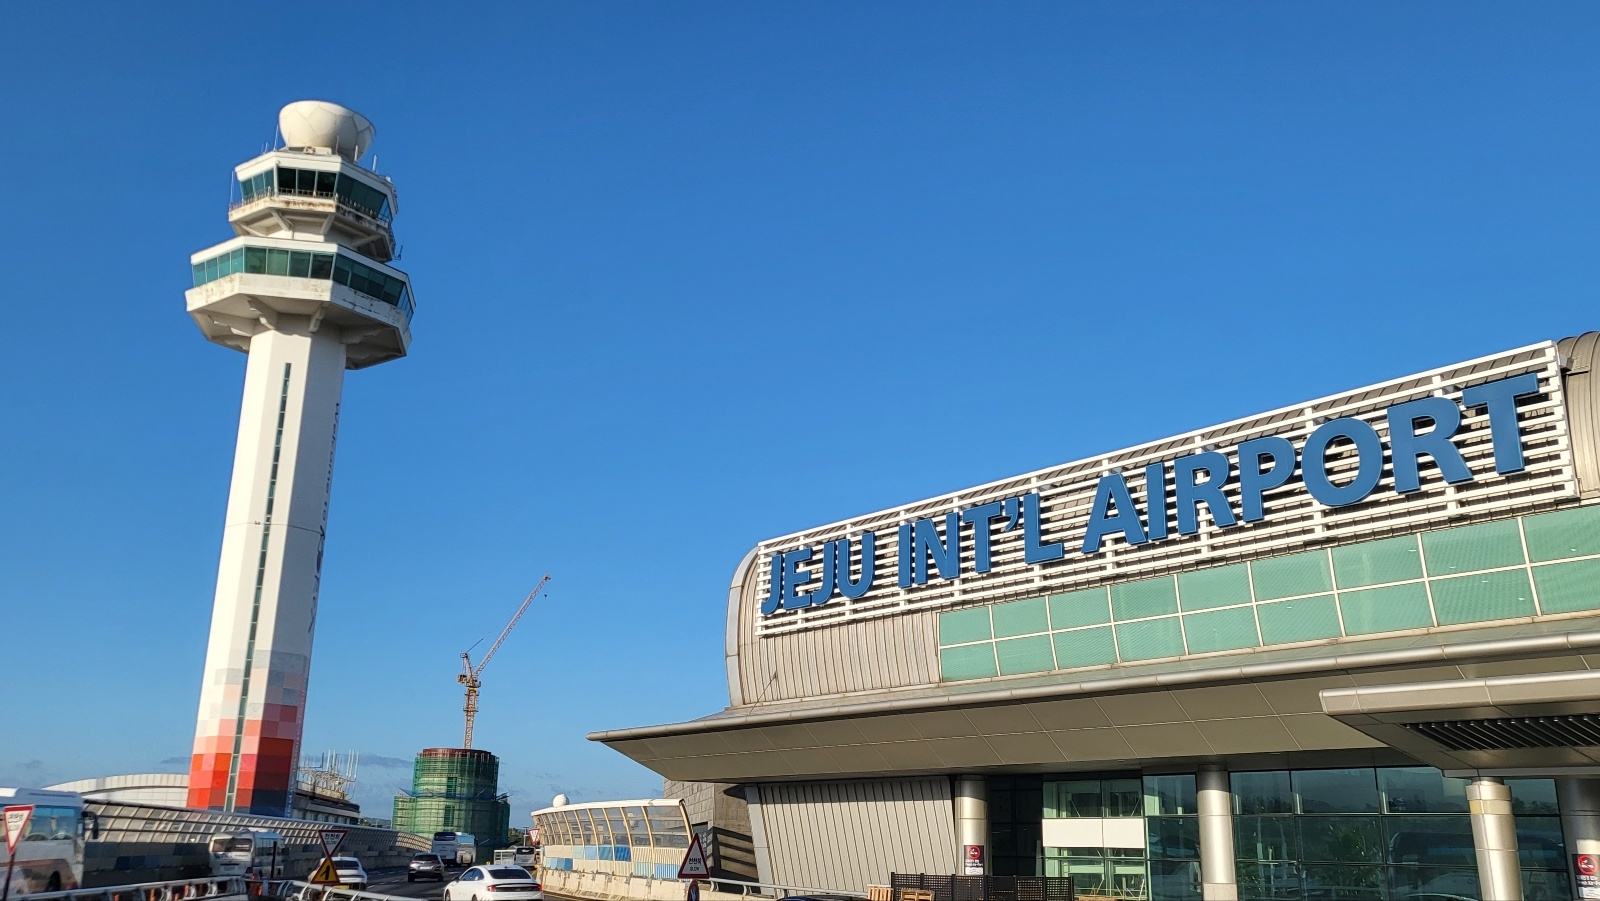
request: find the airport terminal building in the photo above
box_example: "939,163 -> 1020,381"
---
594,332 -> 1600,901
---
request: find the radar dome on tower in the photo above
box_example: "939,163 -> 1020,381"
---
552,794 -> 570,808
278,100 -> 375,161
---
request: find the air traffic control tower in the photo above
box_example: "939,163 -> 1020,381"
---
184,101 -> 415,816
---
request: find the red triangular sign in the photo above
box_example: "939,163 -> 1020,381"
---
3,807 -> 32,855
677,833 -> 710,879
320,829 -> 347,858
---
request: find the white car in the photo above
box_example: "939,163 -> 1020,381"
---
443,865 -> 543,901
331,856 -> 368,891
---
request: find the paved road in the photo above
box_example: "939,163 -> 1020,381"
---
362,867 -> 569,901
364,867 -> 448,900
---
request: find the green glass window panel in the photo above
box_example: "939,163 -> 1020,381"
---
1516,815 -> 1566,871
1391,866 -> 1480,899
1111,576 -> 1178,620
310,253 -> 333,280
1295,768 -> 1380,814
1378,767 -> 1468,814
1053,627 -> 1117,669
1251,551 -> 1333,601
1178,564 -> 1252,611
1508,778 -> 1560,816
1257,595 -> 1341,645
266,248 -> 289,275
1384,816 -> 1475,867
1301,865 -> 1382,898
939,643 -> 997,681
1233,771 -> 1294,815
992,596 -> 1049,637
1430,569 -> 1535,625
1532,559 -> 1600,615
1045,780 -> 1103,818
939,607 -> 992,646
1105,779 -> 1142,817
1182,607 -> 1260,654
1236,861 -> 1299,897
1524,504 -> 1600,562
245,247 -> 267,273
1422,518 -> 1525,575
996,635 -> 1055,676
1146,816 -> 1199,860
1333,535 -> 1423,588
288,250 -> 312,278
1049,587 -> 1110,629
1297,817 -> 1382,863
1338,583 -> 1433,635
1234,816 -> 1297,862
1114,616 -> 1185,662
1144,774 -> 1196,816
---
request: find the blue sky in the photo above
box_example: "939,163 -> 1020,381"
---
2,3 -> 1599,822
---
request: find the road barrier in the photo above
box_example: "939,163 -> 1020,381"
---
258,881 -> 420,901
16,876 -> 246,901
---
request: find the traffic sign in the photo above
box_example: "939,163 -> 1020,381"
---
2,808 -> 31,855
677,833 -> 710,880
319,829 -> 347,859
308,858 -> 342,885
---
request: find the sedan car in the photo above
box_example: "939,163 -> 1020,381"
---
443,865 -> 543,901
410,853 -> 447,882
331,856 -> 368,891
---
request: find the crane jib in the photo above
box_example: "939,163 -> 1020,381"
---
457,574 -> 551,748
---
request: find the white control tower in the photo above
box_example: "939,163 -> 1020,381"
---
184,101 -> 414,816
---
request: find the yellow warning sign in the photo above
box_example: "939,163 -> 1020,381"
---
309,858 -> 341,885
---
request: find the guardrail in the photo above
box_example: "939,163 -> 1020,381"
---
17,877 -> 246,901
258,881 -> 416,901
700,878 -> 867,899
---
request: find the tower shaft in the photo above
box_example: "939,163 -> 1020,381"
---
189,321 -> 346,814
184,102 -> 413,817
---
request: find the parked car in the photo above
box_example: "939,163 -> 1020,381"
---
443,865 -> 543,901
331,856 -> 368,891
410,852 -> 447,882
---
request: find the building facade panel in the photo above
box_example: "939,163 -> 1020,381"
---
751,778 -> 955,891
602,332 -> 1600,901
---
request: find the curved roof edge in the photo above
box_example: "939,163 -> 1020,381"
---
590,625 -> 1600,743
530,798 -> 682,817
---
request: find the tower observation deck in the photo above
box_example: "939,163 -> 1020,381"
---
185,101 -> 416,816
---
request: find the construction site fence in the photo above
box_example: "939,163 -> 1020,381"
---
16,876 -> 246,901
888,874 -> 1076,901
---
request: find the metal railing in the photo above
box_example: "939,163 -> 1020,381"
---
230,188 -> 393,228
700,877 -> 868,898
257,882 -> 413,901
16,877 -> 245,901
542,869 -> 867,900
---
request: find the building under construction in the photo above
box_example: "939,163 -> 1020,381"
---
392,748 -> 510,848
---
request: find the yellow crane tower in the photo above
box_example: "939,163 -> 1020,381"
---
459,574 -> 551,749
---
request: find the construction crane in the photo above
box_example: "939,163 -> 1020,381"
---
459,574 -> 551,749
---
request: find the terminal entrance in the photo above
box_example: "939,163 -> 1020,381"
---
983,769 -> 1574,900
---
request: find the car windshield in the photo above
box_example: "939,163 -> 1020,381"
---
488,868 -> 530,879
414,855 -> 440,863
334,859 -> 360,868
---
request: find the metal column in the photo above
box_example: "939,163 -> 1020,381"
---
1559,778 -> 1600,900
1197,766 -> 1238,901
954,776 -> 988,876
1468,776 -> 1523,901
